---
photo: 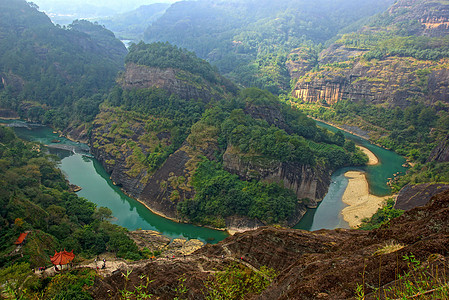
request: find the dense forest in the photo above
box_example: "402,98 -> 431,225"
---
143,0 -> 394,94
0,0 -> 127,129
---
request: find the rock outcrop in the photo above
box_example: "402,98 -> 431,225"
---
119,63 -> 229,103
427,133 -> 449,163
91,189 -> 449,300
223,146 -> 331,208
395,182 -> 449,210
292,57 -> 449,108
291,0 -> 449,109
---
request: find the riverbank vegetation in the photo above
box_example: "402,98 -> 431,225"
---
0,126 -> 142,272
173,89 -> 368,227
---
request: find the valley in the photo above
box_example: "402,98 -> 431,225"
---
1,0 -> 449,298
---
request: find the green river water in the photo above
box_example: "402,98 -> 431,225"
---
295,121 -> 407,231
3,119 -> 406,240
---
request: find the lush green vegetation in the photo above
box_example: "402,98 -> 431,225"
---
0,0 -> 127,128
143,0 -> 393,93
299,100 -> 448,161
176,88 -> 367,227
0,126 -> 142,272
126,42 -> 219,83
358,198 -> 404,230
179,159 -> 299,227
391,162 -> 449,192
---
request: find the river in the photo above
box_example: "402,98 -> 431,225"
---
3,120 -> 228,243
2,119 -> 406,238
294,121 -> 407,231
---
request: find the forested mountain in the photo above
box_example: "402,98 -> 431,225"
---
0,126 -> 142,298
0,0 -> 127,129
89,42 -> 367,229
290,0 -> 449,191
143,0 -> 394,94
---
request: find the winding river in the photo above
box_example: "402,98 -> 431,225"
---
295,121 -> 407,231
2,119 -> 406,241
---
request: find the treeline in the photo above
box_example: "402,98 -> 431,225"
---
0,126 -> 142,271
0,0 -> 127,128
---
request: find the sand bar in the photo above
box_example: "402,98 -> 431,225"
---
341,171 -> 389,228
358,146 -> 379,165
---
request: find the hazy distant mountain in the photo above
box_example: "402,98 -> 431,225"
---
144,0 -> 394,94
97,3 -> 170,42
31,0 -> 178,24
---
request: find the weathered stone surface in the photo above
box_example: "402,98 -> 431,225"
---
128,230 -> 171,252
292,58 -> 449,108
223,146 -> 331,207
427,133 -> 449,163
91,190 -> 449,300
395,183 -> 449,210
119,63 -> 225,103
138,147 -> 194,220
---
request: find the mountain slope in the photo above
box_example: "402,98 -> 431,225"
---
0,0 -> 127,128
143,0 -> 394,94
90,42 -> 367,229
89,189 -> 449,299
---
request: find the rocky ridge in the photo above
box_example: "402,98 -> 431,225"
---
119,63 -> 231,103
90,189 -> 449,299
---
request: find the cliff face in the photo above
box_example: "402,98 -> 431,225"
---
119,63 -> 226,103
291,0 -> 449,108
293,57 -> 449,108
91,189 -> 449,300
427,133 -> 449,162
223,146 -> 331,209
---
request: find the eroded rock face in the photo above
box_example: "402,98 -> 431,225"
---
291,0 -> 449,108
427,133 -> 449,163
119,63 -> 223,103
223,146 -> 331,208
395,183 -> 449,210
292,58 -> 449,108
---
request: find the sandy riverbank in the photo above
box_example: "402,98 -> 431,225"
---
358,146 -> 379,165
341,171 -> 389,228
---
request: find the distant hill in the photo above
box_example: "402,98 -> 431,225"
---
0,0 -> 127,128
143,0 -> 394,94
97,3 -> 170,42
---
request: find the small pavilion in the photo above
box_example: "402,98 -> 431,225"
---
50,249 -> 75,270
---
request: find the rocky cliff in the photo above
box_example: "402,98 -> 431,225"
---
119,63 -> 229,103
91,189 -> 449,299
291,0 -> 449,109
223,146 -> 330,209
427,133 -> 449,162
293,56 -> 449,108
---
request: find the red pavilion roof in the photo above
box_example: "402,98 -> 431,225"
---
14,232 -> 28,245
50,249 -> 75,265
